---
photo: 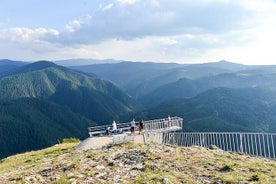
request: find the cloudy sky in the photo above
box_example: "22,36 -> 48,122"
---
0,0 -> 276,65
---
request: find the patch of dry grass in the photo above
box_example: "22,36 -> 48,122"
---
0,142 -> 275,183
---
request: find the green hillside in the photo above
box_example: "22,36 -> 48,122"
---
0,98 -> 95,159
0,61 -> 140,123
71,60 -> 250,99
2,60 -> 276,160
137,87 -> 276,132
72,61 -> 182,91
0,61 -> 142,158
140,71 -> 276,107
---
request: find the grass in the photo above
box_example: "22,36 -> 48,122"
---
133,171 -> 196,184
61,137 -> 80,143
0,142 -> 77,173
53,177 -> 71,184
0,142 -> 275,183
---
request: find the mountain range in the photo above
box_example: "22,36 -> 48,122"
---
0,60 -> 139,158
1,59 -> 276,158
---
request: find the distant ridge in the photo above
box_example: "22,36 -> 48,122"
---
53,58 -> 121,66
0,59 -> 28,66
0,60 -> 58,78
0,59 -> 28,73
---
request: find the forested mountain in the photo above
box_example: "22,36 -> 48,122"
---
135,87 -> 276,132
2,59 -> 276,159
71,62 -> 182,94
0,61 -> 140,123
140,71 -> 276,107
0,61 -> 140,158
0,59 -> 27,74
71,60 -> 251,98
0,98 -> 95,159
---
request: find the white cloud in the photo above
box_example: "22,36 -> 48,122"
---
102,3 -> 114,11
1,0 -> 276,65
0,27 -> 59,43
117,0 -> 138,5
238,0 -> 276,11
50,0 -> 255,45
65,20 -> 82,32
157,37 -> 178,45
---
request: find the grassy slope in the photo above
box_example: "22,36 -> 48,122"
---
0,142 -> 275,183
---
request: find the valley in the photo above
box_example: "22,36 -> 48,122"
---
1,59 -> 276,158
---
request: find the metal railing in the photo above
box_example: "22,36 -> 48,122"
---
88,122 -> 132,137
144,116 -> 183,132
147,132 -> 276,159
88,116 -> 183,137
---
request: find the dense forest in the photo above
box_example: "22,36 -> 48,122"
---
1,59 -> 276,158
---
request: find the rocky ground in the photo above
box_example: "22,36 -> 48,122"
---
0,141 -> 275,183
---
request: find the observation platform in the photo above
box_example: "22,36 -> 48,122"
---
87,116 -> 183,137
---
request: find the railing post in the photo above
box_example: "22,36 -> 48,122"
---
240,133 -> 243,153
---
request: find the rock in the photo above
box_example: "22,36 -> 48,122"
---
96,165 -> 105,170
130,170 -> 140,177
151,164 -> 158,170
161,177 -> 171,184
133,163 -> 144,171
39,168 -> 52,177
130,155 -> 140,161
125,160 -> 136,165
24,175 -> 37,183
108,162 -> 114,166
209,145 -> 219,150
96,172 -> 107,178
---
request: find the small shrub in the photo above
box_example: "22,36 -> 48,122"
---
61,137 -> 80,143
220,165 -> 234,172
250,173 -> 262,181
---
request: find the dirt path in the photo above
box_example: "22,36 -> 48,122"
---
77,133 -> 145,150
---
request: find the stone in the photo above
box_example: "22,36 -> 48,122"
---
96,165 -> 105,170
161,177 -> 171,184
209,145 -> 219,150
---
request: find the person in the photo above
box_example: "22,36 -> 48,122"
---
112,121 -> 117,134
130,118 -> 135,134
105,126 -> 111,136
167,115 -> 171,128
139,119 -> 144,134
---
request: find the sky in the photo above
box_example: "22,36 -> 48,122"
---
0,0 -> 276,65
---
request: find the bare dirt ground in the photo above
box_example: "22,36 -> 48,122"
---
77,132 -> 145,150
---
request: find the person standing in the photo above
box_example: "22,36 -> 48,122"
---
167,115 -> 171,128
139,119 -> 144,134
112,121 -> 117,134
130,118 -> 135,134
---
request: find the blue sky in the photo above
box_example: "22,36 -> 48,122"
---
0,0 -> 276,65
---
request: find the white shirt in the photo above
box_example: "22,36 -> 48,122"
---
112,122 -> 117,130
130,120 -> 135,127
